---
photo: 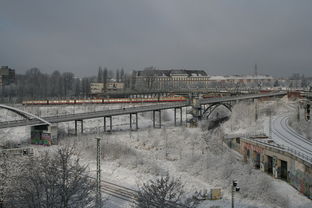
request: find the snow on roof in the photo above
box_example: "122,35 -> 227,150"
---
209,75 -> 273,80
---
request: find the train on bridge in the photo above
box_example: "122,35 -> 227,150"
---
22,96 -> 187,105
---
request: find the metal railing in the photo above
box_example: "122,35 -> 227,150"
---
0,92 -> 286,129
239,136 -> 312,164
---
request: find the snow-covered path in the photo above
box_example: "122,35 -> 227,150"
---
271,115 -> 312,159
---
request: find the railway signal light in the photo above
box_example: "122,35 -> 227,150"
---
232,180 -> 240,208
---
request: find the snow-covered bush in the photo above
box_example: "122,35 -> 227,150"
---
136,175 -> 197,208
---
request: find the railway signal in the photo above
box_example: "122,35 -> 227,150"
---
232,180 -> 240,208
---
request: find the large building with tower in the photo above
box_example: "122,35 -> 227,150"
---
133,69 -> 274,90
133,69 -> 210,90
0,66 -> 15,86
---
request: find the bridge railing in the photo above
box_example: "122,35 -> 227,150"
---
237,136 -> 312,165
43,101 -> 189,120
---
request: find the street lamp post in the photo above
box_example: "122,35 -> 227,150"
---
232,180 -> 240,208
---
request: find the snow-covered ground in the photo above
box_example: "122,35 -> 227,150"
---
1,100 -> 312,208
288,104 -> 312,141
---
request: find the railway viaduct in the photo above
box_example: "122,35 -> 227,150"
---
0,92 -> 286,144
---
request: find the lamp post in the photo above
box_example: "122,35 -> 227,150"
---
232,180 -> 240,208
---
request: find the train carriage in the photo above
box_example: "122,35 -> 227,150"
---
22,96 -> 187,105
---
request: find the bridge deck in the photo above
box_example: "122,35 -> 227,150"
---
0,92 -> 286,129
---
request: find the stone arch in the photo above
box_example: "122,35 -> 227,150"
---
202,103 -> 232,119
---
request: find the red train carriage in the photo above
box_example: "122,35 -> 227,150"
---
22,96 -> 187,105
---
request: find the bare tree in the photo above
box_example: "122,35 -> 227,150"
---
116,69 -> 120,82
0,153 -> 10,207
103,68 -> 108,92
5,146 -> 95,208
97,67 -> 103,83
74,78 -> 81,97
63,72 -> 74,97
120,68 -> 125,82
136,175 -> 196,208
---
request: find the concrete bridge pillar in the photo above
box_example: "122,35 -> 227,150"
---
104,116 -> 113,132
75,120 -> 77,135
130,113 -> 139,131
81,120 -> 83,134
180,107 -> 183,125
74,120 -> 83,135
159,110 -> 161,128
174,107 -> 183,126
260,154 -> 265,172
190,95 -> 202,127
272,156 -> 279,179
109,116 -> 112,132
174,108 -> 176,126
153,110 -> 155,128
104,117 -> 106,132
136,113 -> 138,130
152,110 -> 161,128
31,124 -> 58,145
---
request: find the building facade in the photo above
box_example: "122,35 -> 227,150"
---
0,66 -> 15,86
133,69 -> 274,90
90,82 -> 124,94
134,69 -> 210,90
209,75 -> 274,88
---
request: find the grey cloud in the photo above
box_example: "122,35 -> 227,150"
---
0,0 -> 312,77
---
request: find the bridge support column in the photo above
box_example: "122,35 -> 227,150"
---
31,124 -> 58,145
174,108 -> 176,126
104,117 -> 106,132
174,107 -> 183,126
190,95 -> 201,127
74,120 -> 83,135
109,116 -> 112,132
80,120 -> 83,134
152,110 -> 161,128
130,113 -> 139,131
180,107 -> 183,125
75,120 -> 78,135
159,110 -> 161,128
135,113 -> 138,130
153,110 -> 156,128
104,116 -> 112,132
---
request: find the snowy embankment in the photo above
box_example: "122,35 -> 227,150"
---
1,101 -> 311,207
287,105 -> 312,141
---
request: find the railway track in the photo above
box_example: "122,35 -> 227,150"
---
101,180 -> 138,203
271,115 -> 312,158
88,177 -> 188,207
284,117 -> 312,146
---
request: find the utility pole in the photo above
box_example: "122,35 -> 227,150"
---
96,137 -> 102,208
269,110 -> 272,139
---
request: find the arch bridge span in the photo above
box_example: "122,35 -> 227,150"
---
202,102 -> 233,119
0,104 -> 51,126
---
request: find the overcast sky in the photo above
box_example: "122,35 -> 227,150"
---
1,0 -> 312,77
